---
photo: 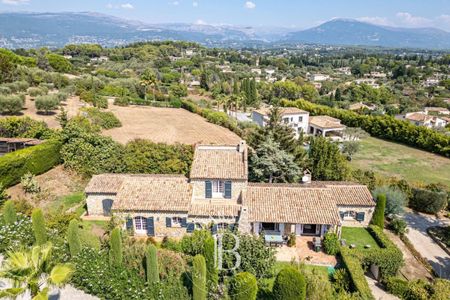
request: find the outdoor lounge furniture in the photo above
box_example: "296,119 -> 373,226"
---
264,234 -> 284,247
313,237 -> 322,252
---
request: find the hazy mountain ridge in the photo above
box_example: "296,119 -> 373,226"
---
0,12 -> 448,49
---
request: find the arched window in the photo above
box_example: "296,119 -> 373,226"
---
134,216 -> 147,231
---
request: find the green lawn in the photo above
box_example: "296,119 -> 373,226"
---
46,191 -> 86,214
341,227 -> 380,250
351,137 -> 450,187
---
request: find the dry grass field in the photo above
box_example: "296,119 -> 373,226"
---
0,95 -> 87,129
104,104 -> 241,145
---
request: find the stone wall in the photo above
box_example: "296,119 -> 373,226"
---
191,179 -> 247,202
338,205 -> 374,227
115,211 -> 188,238
86,193 -> 116,216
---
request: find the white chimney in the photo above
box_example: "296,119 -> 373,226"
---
238,140 -> 246,153
302,170 -> 312,184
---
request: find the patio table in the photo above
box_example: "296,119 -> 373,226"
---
264,234 -> 284,246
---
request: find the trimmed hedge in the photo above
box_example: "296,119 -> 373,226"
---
272,267 -> 306,300
0,139 -> 62,188
282,99 -> 450,157
340,248 -> 374,300
340,225 -> 404,300
181,99 -> 243,137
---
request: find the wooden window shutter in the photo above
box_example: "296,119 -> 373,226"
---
356,212 -> 365,221
224,181 -> 232,199
181,218 -> 187,228
186,223 -> 195,233
126,217 -> 133,231
166,217 -> 172,227
205,180 -> 212,198
147,217 -> 155,236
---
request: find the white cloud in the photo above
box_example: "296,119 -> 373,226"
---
357,16 -> 391,26
195,19 -> 207,25
172,1 -> 179,5
395,12 -> 431,27
106,3 -> 134,10
120,3 -> 134,9
244,1 -> 256,9
2,0 -> 30,5
192,1 -> 198,7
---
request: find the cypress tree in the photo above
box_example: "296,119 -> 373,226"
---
109,227 -> 123,266
2,200 -> 16,225
273,267 -> 306,300
335,88 -> 342,101
146,244 -> 159,284
372,194 -> 387,228
193,254 -> 207,300
67,219 -> 82,257
204,236 -> 218,289
31,208 -> 47,245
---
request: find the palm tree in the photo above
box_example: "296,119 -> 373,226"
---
140,69 -> 158,102
0,243 -> 73,299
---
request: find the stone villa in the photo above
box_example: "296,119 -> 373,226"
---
85,141 -> 375,238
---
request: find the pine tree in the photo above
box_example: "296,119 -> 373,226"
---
334,88 -> 342,101
146,244 -> 159,284
309,136 -> 350,181
31,208 -> 47,245
67,219 -> 82,257
2,200 -> 16,225
109,227 -> 123,266
193,255 -> 207,300
371,194 -> 386,228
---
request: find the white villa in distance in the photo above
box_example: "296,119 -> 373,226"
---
251,107 -> 310,138
85,141 -> 375,240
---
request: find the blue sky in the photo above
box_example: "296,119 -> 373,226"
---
1,0 -> 450,31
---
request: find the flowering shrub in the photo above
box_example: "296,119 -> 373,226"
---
0,214 -> 34,252
71,248 -> 189,299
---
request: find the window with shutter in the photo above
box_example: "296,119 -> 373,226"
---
356,212 -> 365,221
205,180 -> 212,198
166,217 -> 172,227
126,218 -> 133,231
181,218 -> 187,228
186,223 -> 195,233
224,181 -> 232,199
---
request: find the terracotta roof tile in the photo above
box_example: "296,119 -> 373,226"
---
190,144 -> 247,180
309,116 -> 346,129
189,200 -> 241,217
85,174 -> 127,194
112,175 -> 191,212
243,184 -> 341,225
254,107 -> 309,116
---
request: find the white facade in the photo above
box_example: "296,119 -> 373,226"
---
251,110 -> 310,139
309,73 -> 330,82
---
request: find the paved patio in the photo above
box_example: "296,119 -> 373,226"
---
275,236 -> 337,266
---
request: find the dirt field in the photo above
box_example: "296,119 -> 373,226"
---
0,95 -> 87,129
104,104 -> 241,145
7,165 -> 87,209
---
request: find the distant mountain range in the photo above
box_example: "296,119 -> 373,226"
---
0,12 -> 449,50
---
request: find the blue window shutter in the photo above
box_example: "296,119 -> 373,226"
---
147,217 -> 155,236
205,181 -> 212,198
356,212 -> 365,221
224,181 -> 232,199
186,223 -> 195,233
181,218 -> 187,228
211,224 -> 218,235
126,218 -> 133,231
166,217 -> 172,227
339,212 -> 345,220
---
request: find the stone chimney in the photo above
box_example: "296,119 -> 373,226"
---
238,206 -> 251,234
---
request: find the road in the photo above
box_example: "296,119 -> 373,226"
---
403,210 -> 450,279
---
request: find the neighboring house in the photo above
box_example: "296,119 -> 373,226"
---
403,112 -> 447,128
309,73 -> 330,82
0,138 -> 43,156
335,67 -> 352,75
348,102 -> 377,111
85,141 -> 375,238
308,116 -> 346,140
424,107 -> 450,115
355,78 -> 380,89
251,107 -> 310,138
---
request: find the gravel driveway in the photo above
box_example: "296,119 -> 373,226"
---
403,210 -> 450,279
